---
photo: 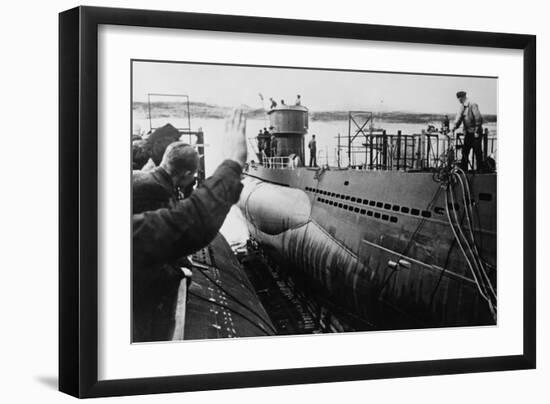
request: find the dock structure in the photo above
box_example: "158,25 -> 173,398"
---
238,244 -> 320,335
182,234 -> 276,340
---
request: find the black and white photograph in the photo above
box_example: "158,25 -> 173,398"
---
0,0 -> 545,401
131,60 -> 497,343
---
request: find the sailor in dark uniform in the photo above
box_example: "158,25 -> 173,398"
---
256,130 -> 265,163
308,134 -> 317,167
263,128 -> 271,157
132,110 -> 247,342
270,133 -> 278,157
132,141 -> 200,342
442,115 -> 450,133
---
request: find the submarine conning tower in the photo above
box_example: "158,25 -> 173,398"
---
268,105 -> 309,164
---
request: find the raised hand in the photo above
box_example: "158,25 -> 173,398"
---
223,109 -> 247,168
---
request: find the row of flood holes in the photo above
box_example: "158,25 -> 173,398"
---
305,186 -> 432,219
315,196 -> 399,223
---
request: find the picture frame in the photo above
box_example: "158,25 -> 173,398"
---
59,5 -> 536,398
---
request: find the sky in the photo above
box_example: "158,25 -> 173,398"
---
132,60 -> 497,115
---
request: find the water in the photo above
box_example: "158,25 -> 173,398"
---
135,117 -> 496,171
133,116 -> 497,245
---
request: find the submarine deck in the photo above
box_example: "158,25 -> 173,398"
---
183,234 -> 276,340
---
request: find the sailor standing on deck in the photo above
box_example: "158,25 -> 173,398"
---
452,91 -> 484,171
308,134 -> 317,167
442,115 -> 450,134
263,127 -> 271,157
256,129 -> 264,163
270,132 -> 278,157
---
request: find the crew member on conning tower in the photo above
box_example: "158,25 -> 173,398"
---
270,132 -> 278,156
256,129 -> 265,163
264,127 -> 272,157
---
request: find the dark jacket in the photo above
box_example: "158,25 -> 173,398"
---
132,160 -> 243,341
132,166 -> 177,342
132,166 -> 175,214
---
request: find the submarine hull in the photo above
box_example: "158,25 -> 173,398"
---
239,166 -> 496,329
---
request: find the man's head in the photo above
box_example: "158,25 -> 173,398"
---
456,91 -> 467,104
297,94 -> 301,98
159,141 -> 200,189
312,134 -> 316,139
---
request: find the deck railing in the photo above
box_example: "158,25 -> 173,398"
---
250,131 -> 496,172
263,156 -> 294,169
338,130 -> 496,171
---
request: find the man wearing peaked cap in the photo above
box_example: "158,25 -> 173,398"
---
452,91 -> 484,171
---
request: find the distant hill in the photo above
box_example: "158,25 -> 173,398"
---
132,101 -> 497,124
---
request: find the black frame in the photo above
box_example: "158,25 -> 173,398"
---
59,6 -> 536,398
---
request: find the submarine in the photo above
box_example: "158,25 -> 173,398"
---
238,104 -> 497,331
